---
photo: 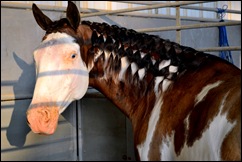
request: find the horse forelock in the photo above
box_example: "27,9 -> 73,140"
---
41,18 -> 84,46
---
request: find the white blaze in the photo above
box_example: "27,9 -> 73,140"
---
32,32 -> 89,114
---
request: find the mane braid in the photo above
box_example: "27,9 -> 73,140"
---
81,21 -> 208,90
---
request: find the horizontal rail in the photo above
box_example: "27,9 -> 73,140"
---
1,88 -> 105,101
136,21 -> 241,32
1,2 -> 65,11
1,2 -> 239,22
197,46 -> 241,52
117,1 -> 241,14
2,1 -> 240,15
120,12 -> 236,22
81,1 -> 213,17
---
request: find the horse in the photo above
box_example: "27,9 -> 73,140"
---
26,1 -> 241,161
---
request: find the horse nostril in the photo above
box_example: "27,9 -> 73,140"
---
39,109 -> 51,123
26,118 -> 30,125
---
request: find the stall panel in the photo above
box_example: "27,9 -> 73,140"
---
1,100 -> 77,161
80,98 -> 136,161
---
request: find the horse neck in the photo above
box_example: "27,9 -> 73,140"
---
78,21 -> 184,128
88,57 -> 157,127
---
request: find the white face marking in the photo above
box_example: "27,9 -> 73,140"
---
169,65 -> 178,73
131,62 -> 138,75
159,60 -> 171,70
160,93 -> 235,160
119,56 -> 130,80
138,68 -> 146,80
32,32 -> 89,114
162,79 -> 172,92
154,76 -> 164,94
137,96 -> 163,161
195,81 -> 223,106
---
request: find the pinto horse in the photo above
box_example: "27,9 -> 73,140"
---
27,1 -> 241,161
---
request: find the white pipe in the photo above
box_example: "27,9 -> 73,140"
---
81,1 -> 212,17
197,46 -> 241,52
116,1 -> 241,14
136,21 -> 241,32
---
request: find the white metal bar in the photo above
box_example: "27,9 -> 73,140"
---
136,21 -> 241,32
1,2 -> 65,11
197,46 -> 241,52
1,2 -> 239,22
119,12 -> 238,22
81,1 -> 212,18
116,1 -> 241,14
176,5 -> 181,44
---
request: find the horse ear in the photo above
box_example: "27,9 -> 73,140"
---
32,3 -> 52,31
66,1 -> 80,30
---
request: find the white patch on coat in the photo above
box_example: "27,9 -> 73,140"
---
137,96 -> 163,161
96,32 -> 101,37
103,50 -> 111,67
154,76 -> 164,93
131,62 -> 138,75
94,49 -> 103,62
160,93 -> 235,161
162,79 -> 172,92
138,68 -> 146,80
118,43 -> 122,49
195,81 -> 223,106
140,52 -> 146,58
103,35 -> 106,42
112,38 -> 116,43
151,58 -> 156,65
119,56 -> 130,80
159,60 -> 171,70
169,65 -> 178,73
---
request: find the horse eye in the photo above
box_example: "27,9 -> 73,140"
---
71,53 -> 77,59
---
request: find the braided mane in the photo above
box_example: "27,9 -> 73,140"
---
81,21 -> 207,80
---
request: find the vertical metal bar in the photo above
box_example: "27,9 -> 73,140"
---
75,101 -> 80,161
107,1 -> 112,10
83,1 -> 88,9
176,2 -> 181,44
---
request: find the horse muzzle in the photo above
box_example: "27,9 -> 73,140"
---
26,106 -> 59,135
